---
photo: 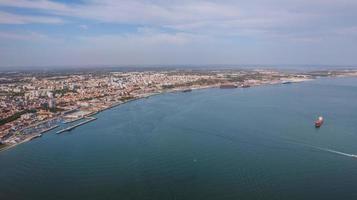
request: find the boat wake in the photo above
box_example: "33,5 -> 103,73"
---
289,140 -> 357,159
309,146 -> 357,159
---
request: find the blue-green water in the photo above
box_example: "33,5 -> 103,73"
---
1,77 -> 357,200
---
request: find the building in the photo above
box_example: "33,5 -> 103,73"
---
48,98 -> 56,109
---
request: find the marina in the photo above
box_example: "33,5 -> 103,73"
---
38,124 -> 59,134
56,117 -> 97,134
62,117 -> 84,124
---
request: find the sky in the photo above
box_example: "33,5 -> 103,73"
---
0,0 -> 356,67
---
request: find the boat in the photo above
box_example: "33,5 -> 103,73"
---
182,89 -> 192,93
242,84 -> 250,88
220,84 -> 238,89
315,116 -> 324,128
30,134 -> 42,140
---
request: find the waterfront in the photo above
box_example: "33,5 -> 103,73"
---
1,77 -> 357,199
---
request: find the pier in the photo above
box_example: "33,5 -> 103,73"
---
42,125 -> 59,133
62,117 -> 83,124
56,117 -> 97,134
30,125 -> 60,140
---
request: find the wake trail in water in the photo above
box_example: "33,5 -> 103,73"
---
309,146 -> 357,158
286,139 -> 357,159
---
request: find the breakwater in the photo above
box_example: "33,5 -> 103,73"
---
56,117 -> 97,134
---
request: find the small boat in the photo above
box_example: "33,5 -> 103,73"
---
220,84 -> 238,89
315,116 -> 324,128
31,134 -> 42,140
282,81 -> 292,84
182,89 -> 192,93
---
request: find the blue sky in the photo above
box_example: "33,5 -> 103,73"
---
0,0 -> 356,67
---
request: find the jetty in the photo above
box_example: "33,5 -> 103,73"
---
41,124 -> 59,133
56,117 -> 97,134
30,124 -> 60,140
28,124 -> 59,140
62,117 -> 83,124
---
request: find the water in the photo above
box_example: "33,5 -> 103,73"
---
1,77 -> 357,200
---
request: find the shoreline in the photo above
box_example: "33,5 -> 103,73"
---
56,117 -> 96,134
0,75 -> 353,153
0,124 -> 59,153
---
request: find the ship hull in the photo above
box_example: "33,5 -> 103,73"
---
315,120 -> 323,128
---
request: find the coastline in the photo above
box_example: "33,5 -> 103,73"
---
0,75 -> 352,153
0,124 -> 59,153
0,85 -> 219,153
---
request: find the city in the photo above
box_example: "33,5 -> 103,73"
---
1,68 -> 357,151
2,0 -> 357,199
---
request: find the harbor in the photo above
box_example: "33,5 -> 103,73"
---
37,124 -> 59,135
56,117 -> 97,134
0,124 -> 59,152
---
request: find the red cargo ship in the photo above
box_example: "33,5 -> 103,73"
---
315,116 -> 324,128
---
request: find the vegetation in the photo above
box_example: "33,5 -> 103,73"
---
174,78 -> 222,87
4,92 -> 25,97
80,97 -> 94,101
48,107 -> 64,113
162,84 -> 174,89
120,96 -> 134,101
0,109 -> 37,126
0,143 -> 7,150
53,88 -> 77,96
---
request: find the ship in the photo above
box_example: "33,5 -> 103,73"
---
315,116 -> 324,128
182,89 -> 192,93
220,84 -> 238,89
242,83 -> 250,88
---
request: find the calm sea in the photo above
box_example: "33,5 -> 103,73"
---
1,77 -> 357,200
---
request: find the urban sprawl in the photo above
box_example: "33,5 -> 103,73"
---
1,68 -> 357,151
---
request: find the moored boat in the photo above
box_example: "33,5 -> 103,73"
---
182,89 -> 192,92
242,83 -> 250,88
30,134 -> 42,140
220,84 -> 237,89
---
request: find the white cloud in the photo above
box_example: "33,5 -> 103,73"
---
79,29 -> 197,46
0,31 -> 52,41
1,0 -> 357,40
0,11 -> 64,24
0,0 -> 69,12
1,0 -> 357,66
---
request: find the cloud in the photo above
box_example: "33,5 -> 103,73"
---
0,11 -> 64,24
1,0 -> 357,66
0,0 -> 69,12
79,24 -> 89,30
0,31 -> 57,42
0,0 -> 355,41
79,28 -> 197,46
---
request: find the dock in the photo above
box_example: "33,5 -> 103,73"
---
56,117 -> 97,134
30,134 -> 42,140
42,125 -> 59,133
30,124 -> 60,140
62,117 -> 83,124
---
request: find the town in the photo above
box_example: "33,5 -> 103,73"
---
1,68 -> 356,150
